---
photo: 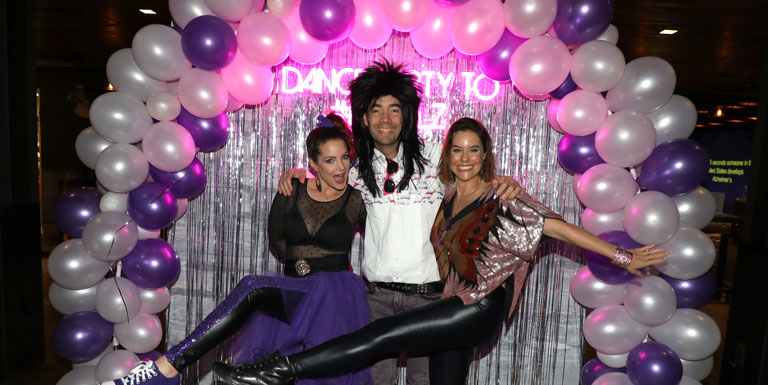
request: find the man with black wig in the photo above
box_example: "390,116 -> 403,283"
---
279,60 -> 521,384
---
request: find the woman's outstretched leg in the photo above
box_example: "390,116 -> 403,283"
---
102,275 -> 290,385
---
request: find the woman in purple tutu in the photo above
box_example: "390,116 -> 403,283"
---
102,114 -> 373,385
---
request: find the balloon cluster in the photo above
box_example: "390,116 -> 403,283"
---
52,0 -> 715,383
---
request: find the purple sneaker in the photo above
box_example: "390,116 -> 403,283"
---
100,361 -> 180,385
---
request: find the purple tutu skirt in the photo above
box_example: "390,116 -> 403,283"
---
231,270 -> 373,385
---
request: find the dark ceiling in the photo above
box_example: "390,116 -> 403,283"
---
34,0 -> 768,118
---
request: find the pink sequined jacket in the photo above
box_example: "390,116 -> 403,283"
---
430,186 -> 563,320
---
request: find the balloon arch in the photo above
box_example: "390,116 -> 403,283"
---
49,0 -> 720,384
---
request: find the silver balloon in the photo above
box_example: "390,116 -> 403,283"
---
100,192 -> 129,212
672,187 -> 716,230
114,312 -> 163,354
678,377 -> 702,385
596,351 -> 628,368
205,0 -> 253,21
593,372 -> 633,385
622,275 -> 676,327
95,349 -> 140,382
75,127 -> 114,169
48,240 -> 111,290
132,24 -> 192,81
137,226 -> 161,240
146,92 -> 181,121
583,305 -> 648,355
49,281 -> 99,315
680,356 -> 713,381
56,366 -> 97,385
595,110 -> 657,168
570,40 -> 626,93
622,191 -> 680,245
142,122 -> 196,172
577,164 -> 639,214
95,277 -> 141,323
139,287 -> 171,314
606,56 -> 676,114
596,24 -> 619,45
106,48 -> 168,102
82,211 -> 138,262
175,198 -> 189,220
656,228 -> 715,279
89,92 -> 152,144
581,208 -> 624,235
169,0 -> 215,29
570,266 -> 625,309
649,308 -> 721,361
72,344 -> 113,368
647,95 -> 697,145
95,144 -> 149,193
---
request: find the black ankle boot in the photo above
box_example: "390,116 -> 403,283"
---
212,351 -> 295,385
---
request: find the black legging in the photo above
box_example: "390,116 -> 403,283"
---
289,286 -> 506,384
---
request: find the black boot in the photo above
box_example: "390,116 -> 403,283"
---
212,351 -> 295,385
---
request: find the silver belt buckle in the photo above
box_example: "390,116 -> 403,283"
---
295,259 -> 310,276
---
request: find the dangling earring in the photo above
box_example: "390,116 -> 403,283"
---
316,178 -> 322,192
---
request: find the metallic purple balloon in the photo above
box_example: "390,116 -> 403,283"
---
127,182 -> 178,230
581,357 -> 626,385
637,138 -> 709,196
477,30 -> 527,82
660,272 -> 717,309
181,15 -> 237,71
121,238 -> 181,289
558,133 -> 605,174
53,188 -> 102,238
176,107 -> 230,151
149,158 -> 207,199
299,0 -> 355,42
549,74 -> 578,99
626,342 -> 683,385
53,311 -> 114,362
553,0 -> 614,45
586,231 -> 641,284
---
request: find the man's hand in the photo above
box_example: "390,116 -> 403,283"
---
278,169 -> 308,196
490,176 -> 523,200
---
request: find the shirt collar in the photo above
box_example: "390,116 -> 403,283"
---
372,143 -> 404,166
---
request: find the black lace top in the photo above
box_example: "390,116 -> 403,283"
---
268,180 -> 366,261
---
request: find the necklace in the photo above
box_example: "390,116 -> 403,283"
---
452,180 -> 488,217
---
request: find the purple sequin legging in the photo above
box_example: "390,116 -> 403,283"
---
165,275 -> 292,371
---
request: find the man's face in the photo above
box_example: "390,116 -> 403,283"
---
362,95 -> 403,148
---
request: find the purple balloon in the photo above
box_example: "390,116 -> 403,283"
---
637,138 -> 709,196
558,133 -> 605,174
581,357 -> 626,385
587,231 -> 641,284
176,107 -> 230,151
477,30 -> 526,82
553,0 -> 614,45
181,15 -> 237,71
299,0 -> 355,42
149,158 -> 207,199
121,238 -> 181,289
53,188 -> 102,238
661,272 -> 716,309
53,311 -> 114,362
549,74 -> 578,99
626,342 -> 683,385
127,183 -> 178,230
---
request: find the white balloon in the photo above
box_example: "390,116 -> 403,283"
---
137,226 -> 161,240
649,308 -> 721,361
139,287 -> 171,314
592,372 -> 633,385
672,187 -> 716,229
581,209 -> 624,235
56,366 -> 97,385
647,95 -> 697,145
596,24 -> 619,45
132,24 -> 191,81
75,127 -> 114,169
169,0 -> 215,29
106,49 -> 168,102
89,92 -> 152,144
72,344 -> 113,368
680,356 -> 713,381
95,277 -> 141,323
100,192 -> 129,212
175,198 -> 189,220
622,275 -> 677,326
146,92 -> 181,121
49,282 -> 99,315
95,349 -> 140,382
656,228 -> 716,279
596,351 -> 628,368
114,313 -> 163,354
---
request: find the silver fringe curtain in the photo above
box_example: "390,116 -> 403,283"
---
167,33 -> 585,385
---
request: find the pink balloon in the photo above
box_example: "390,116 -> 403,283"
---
547,98 -> 565,133
350,0 -> 393,49
450,0 -> 505,55
237,12 -> 290,66
410,4 -> 455,58
557,90 -> 608,136
142,122 -> 197,172
220,50 -> 274,105
577,163 -> 638,213
571,40 -> 626,93
177,68 -> 229,119
225,93 -> 244,112
570,266 -> 626,309
595,111 -> 656,168
382,0 -> 431,32
284,9 -> 329,64
169,0 -> 215,29
573,173 -> 582,193
503,0 -> 557,38
509,36 -> 571,95
582,208 -> 624,235
622,191 -> 680,245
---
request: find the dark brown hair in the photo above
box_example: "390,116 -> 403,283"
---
306,113 -> 355,162
438,117 -> 496,185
